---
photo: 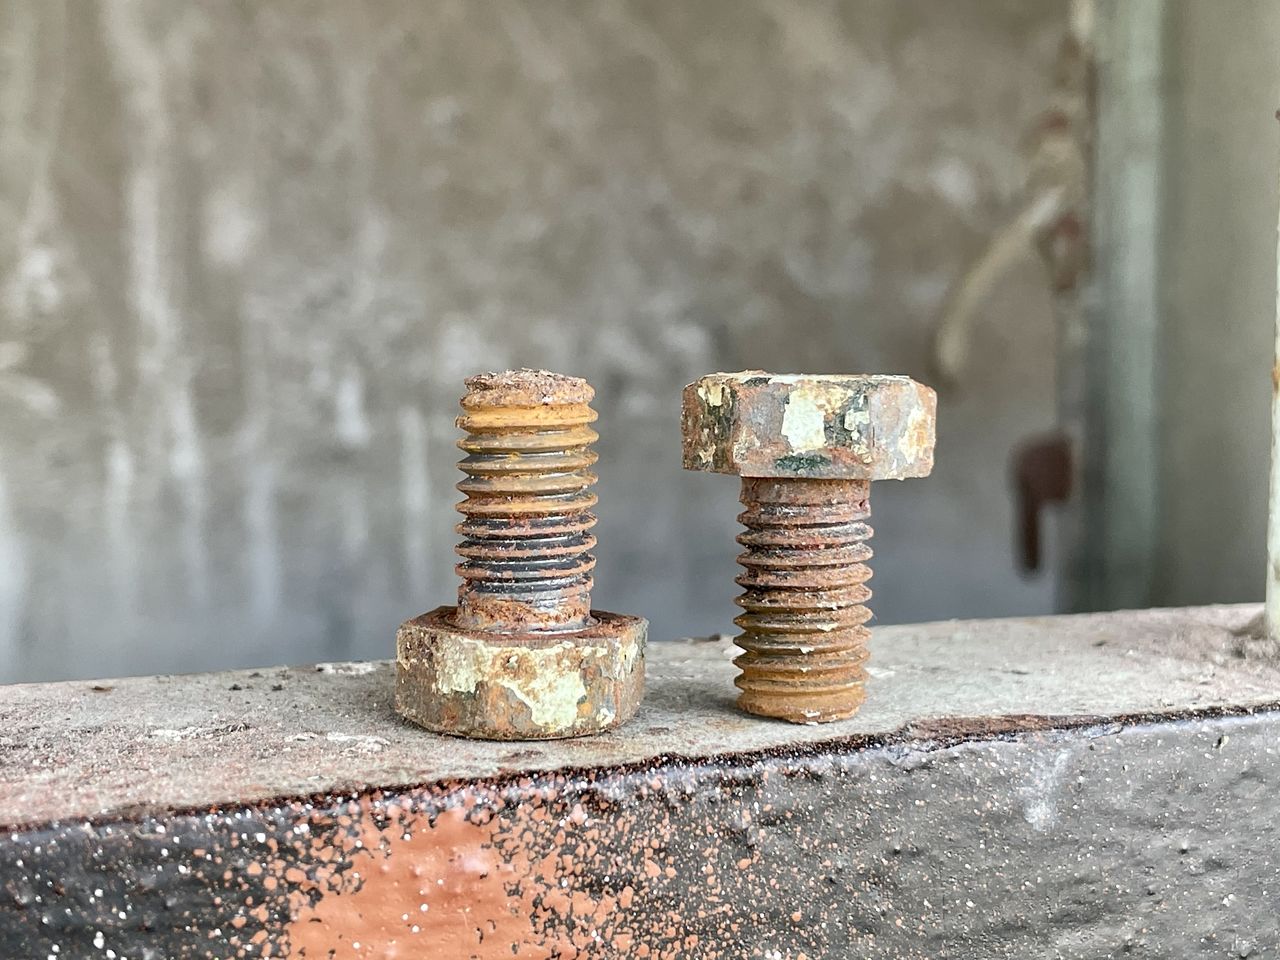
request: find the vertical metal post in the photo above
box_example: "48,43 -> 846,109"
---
1266,163 -> 1280,637
1083,0 -> 1165,612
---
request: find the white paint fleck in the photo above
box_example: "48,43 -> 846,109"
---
843,406 -> 871,433
780,387 -> 828,452
433,638 -> 591,731
147,727 -> 200,741
315,661 -> 379,675
698,382 -> 726,408
900,402 -> 933,463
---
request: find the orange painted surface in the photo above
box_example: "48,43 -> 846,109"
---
275,777 -> 768,959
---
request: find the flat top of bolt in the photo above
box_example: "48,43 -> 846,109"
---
681,370 -> 936,480
463,369 -> 594,408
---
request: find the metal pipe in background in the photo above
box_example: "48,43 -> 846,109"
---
1267,161 -> 1280,639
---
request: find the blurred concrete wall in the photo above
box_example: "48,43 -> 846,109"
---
1153,0 -> 1280,607
0,0 -> 1067,681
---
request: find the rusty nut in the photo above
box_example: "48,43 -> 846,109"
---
396,608 -> 646,741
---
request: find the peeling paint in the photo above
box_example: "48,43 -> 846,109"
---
698,381 -> 726,408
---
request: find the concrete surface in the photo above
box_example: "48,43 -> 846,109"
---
0,603 -> 1271,828
0,0 -> 1069,682
2,605 -> 1280,958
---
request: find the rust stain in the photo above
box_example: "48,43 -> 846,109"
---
1013,432 -> 1072,574
285,791 -> 550,958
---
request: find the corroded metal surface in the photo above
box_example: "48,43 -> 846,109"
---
396,370 -> 645,740
683,371 -> 936,723
734,477 -> 873,722
454,369 -> 600,633
681,372 -> 936,480
397,607 -> 644,740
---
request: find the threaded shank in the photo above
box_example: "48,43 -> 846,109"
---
733,477 -> 872,723
452,372 -> 598,633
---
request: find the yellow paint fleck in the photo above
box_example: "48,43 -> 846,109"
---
697,382 -> 727,407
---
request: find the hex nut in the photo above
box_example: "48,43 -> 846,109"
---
682,371 -> 936,480
396,608 -> 646,741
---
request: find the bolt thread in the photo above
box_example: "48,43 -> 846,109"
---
452,372 -> 598,633
733,477 -> 873,722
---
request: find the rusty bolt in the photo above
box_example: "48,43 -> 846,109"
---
682,371 -> 936,723
396,370 -> 646,740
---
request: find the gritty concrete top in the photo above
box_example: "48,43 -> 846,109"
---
0,604 -> 1276,828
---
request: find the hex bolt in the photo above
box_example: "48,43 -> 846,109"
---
396,369 -> 646,740
682,372 -> 936,723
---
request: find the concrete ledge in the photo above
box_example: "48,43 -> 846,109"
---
0,603 -> 1273,827
1,605 -> 1277,957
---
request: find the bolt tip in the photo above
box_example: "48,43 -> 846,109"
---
463,369 -> 594,408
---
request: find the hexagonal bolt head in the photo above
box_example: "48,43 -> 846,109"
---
682,371 -> 936,480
